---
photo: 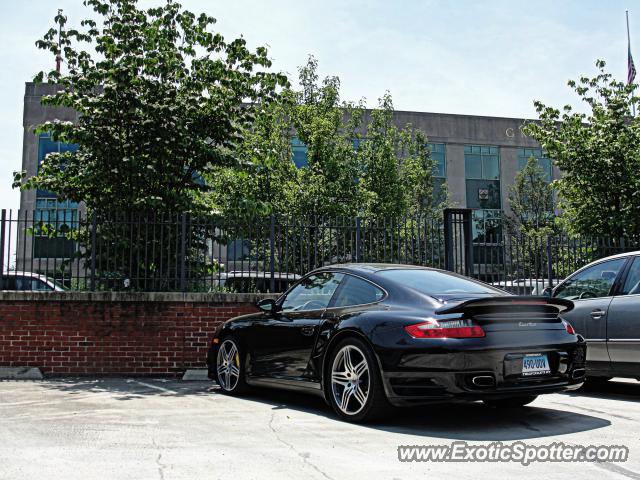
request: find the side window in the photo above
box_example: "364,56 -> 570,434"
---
1,276 -> 16,290
621,257 -> 640,295
554,258 -> 626,299
33,279 -> 53,291
281,273 -> 344,312
331,275 -> 385,307
15,276 -> 33,291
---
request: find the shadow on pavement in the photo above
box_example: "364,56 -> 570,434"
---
233,386 -> 611,441
33,377 -> 216,401
33,377 -> 612,441
563,378 -> 640,403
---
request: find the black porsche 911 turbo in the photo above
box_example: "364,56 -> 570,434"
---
207,264 -> 587,422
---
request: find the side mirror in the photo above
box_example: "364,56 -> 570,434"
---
542,286 -> 553,298
257,298 -> 279,315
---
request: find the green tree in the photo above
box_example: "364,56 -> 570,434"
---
204,98 -> 297,219
13,0 -> 287,290
506,156 -> 555,234
523,60 -> 640,238
358,93 -> 441,219
14,0 -> 287,213
287,56 -> 364,217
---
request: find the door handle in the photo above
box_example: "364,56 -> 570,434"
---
590,309 -> 606,319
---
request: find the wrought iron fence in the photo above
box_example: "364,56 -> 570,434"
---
0,208 -> 638,293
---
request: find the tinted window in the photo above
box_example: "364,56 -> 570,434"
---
554,258 -> 626,299
621,257 -> 640,295
1,276 -> 16,290
376,269 -> 499,295
331,275 -> 384,307
281,273 -> 344,312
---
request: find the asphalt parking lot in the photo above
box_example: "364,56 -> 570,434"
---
2,378 -> 640,480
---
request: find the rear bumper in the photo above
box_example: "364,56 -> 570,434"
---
379,342 -> 586,407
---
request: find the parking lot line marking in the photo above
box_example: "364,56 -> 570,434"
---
129,380 -> 178,394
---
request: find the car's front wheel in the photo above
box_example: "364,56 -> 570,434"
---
327,337 -> 389,423
215,337 -> 248,395
483,395 -> 538,408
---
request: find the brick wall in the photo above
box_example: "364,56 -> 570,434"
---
0,292 -> 271,376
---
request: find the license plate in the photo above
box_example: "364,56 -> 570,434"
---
521,353 -> 550,376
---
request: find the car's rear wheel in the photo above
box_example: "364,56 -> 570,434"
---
327,337 -> 389,423
216,337 -> 248,395
483,395 -> 538,408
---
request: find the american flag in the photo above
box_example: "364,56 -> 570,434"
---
629,44 -> 637,84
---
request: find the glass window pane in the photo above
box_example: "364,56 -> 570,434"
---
465,155 -> 482,179
622,258 -> 640,295
466,180 -> 501,209
483,155 -> 500,180
331,275 -> 384,307
555,259 -> 626,299
281,273 -> 344,311
377,269 -> 500,295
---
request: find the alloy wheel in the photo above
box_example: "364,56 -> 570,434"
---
331,344 -> 370,415
216,339 -> 240,391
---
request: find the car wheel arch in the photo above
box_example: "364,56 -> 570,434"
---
320,328 -> 384,401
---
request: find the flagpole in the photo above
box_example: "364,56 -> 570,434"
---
628,10 -> 636,116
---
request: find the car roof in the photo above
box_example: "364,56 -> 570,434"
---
223,271 -> 301,279
315,263 -> 437,274
579,250 -> 640,270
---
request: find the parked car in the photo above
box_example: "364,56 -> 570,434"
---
545,251 -> 640,382
492,278 -> 562,296
217,271 -> 301,293
207,264 -> 585,422
1,271 -> 66,291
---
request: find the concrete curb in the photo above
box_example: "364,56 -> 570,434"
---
181,369 -> 211,381
0,367 -> 43,380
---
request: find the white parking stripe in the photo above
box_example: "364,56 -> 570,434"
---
129,379 -> 178,394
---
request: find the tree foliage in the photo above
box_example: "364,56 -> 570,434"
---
506,156 -> 555,235
207,56 -> 446,221
523,60 -> 640,238
14,0 -> 287,214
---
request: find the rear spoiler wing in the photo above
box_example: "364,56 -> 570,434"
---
435,296 -> 574,315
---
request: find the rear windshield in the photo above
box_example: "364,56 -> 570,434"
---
376,269 -> 499,295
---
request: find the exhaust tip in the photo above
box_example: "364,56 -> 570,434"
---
572,368 -> 586,380
471,375 -> 495,388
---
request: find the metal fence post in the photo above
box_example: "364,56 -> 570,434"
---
462,210 -> 473,277
180,213 -> 187,292
355,217 -> 361,263
269,214 -> 275,293
0,209 -> 6,290
546,235 -> 553,289
443,209 -> 452,271
90,211 -> 97,291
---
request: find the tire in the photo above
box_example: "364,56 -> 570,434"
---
325,337 -> 389,423
215,336 -> 249,395
483,395 -> 538,408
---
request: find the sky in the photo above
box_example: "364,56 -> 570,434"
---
0,0 -> 638,211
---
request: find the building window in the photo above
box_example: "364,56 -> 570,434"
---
428,143 -> 446,178
464,145 -> 499,180
33,198 -> 78,258
517,148 -> 553,182
428,143 -> 446,203
37,133 -> 79,198
291,137 -> 308,168
465,145 -> 501,249
464,145 -> 501,210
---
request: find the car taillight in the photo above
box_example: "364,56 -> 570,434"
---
404,319 -> 485,339
562,320 -> 575,335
